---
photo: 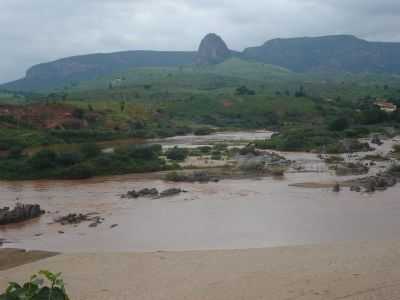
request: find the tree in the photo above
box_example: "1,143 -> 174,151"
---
235,86 -> 255,96
358,107 -> 388,125
8,146 -> 24,159
165,146 -> 189,161
294,86 -> 306,97
80,143 -> 101,158
329,117 -> 350,131
29,150 -> 57,169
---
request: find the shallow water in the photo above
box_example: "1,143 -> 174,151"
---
1,131 -> 400,252
151,130 -> 274,148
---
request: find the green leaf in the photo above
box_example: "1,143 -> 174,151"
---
33,287 -> 68,300
6,282 -> 21,292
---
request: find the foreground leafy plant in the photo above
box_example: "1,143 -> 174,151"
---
0,270 -> 69,300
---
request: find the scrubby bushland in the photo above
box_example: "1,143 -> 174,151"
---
0,143 -> 166,180
254,127 -> 338,152
253,124 -> 374,153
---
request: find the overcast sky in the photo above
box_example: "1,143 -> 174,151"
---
1,0 -> 400,83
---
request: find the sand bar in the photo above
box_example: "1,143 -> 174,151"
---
2,241 -> 400,299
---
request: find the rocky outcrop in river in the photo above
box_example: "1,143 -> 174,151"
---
335,162 -> 369,176
122,188 -> 159,199
0,204 -> 44,225
122,187 -> 186,199
159,188 -> 185,198
164,171 -> 219,183
55,212 -> 104,227
348,174 -> 397,193
371,135 -> 383,146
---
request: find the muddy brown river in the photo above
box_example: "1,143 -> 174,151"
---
1,131 -> 400,252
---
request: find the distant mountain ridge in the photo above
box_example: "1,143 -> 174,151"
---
5,51 -> 196,91
2,34 -> 400,92
243,35 -> 400,73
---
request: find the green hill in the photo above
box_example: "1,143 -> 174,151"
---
3,34 -> 400,93
243,35 -> 400,73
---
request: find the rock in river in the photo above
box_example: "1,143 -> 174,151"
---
371,135 -> 383,146
332,183 -> 341,192
335,163 -> 369,176
122,188 -> 159,199
0,204 -> 44,225
159,188 -> 186,198
55,212 -> 104,227
347,174 -> 397,193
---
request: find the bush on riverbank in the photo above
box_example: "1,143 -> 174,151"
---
0,270 -> 69,300
0,144 -> 166,180
253,125 -> 373,153
165,146 -> 189,161
253,127 -> 338,152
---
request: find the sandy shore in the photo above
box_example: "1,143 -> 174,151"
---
0,248 -> 57,271
2,241 -> 400,299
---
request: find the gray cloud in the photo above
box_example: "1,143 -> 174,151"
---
1,0 -> 399,83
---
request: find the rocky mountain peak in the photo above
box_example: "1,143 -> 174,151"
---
195,33 -> 231,65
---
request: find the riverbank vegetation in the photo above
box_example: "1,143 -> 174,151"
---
1,59 -> 400,178
0,143 -> 167,180
0,270 -> 69,300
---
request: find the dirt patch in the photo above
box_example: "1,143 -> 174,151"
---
0,103 -> 93,130
290,182 -> 337,189
0,248 -> 57,271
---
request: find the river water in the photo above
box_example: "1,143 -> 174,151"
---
1,131 -> 400,252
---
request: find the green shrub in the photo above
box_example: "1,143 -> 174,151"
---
198,146 -> 212,154
239,145 -> 258,155
8,146 -> 24,159
344,127 -> 370,138
211,151 -> 222,160
213,144 -> 228,151
0,270 -> 69,300
57,164 -> 94,179
164,171 -> 187,182
388,164 -> 400,174
56,152 -> 83,167
194,127 -> 214,136
80,143 -> 101,158
165,146 -> 189,161
29,150 -> 57,169
50,129 -> 121,143
329,117 -> 349,131
325,143 -> 344,154
125,144 -> 162,160
357,107 -> 389,125
235,86 -> 256,96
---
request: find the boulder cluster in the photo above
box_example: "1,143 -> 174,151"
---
0,204 -> 44,225
165,171 -> 219,183
54,212 -> 104,228
121,188 -> 186,199
349,174 -> 397,193
334,162 -> 369,176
